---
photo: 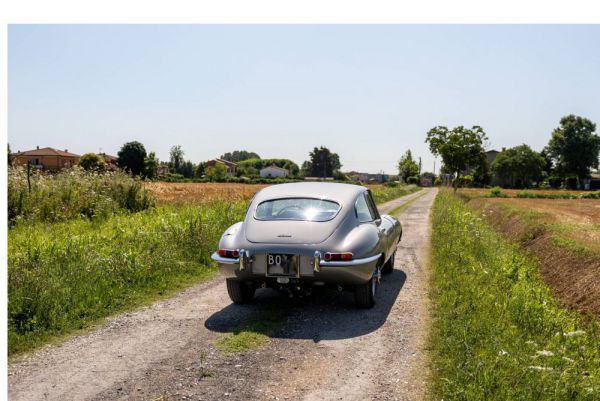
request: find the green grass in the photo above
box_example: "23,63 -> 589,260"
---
429,190 -> 600,400
8,201 -> 246,355
370,184 -> 420,204
214,303 -> 291,354
8,166 -> 154,225
387,190 -> 426,216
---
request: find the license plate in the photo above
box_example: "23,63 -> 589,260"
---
266,254 -> 297,276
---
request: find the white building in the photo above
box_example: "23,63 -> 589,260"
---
260,165 -> 289,178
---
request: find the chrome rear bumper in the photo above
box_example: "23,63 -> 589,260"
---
211,252 -> 381,285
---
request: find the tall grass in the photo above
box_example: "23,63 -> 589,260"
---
8,166 -> 154,225
429,190 -> 600,400
8,201 -> 246,355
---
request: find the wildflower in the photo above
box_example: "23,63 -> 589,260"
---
536,350 -> 554,357
564,330 -> 585,337
527,366 -> 553,371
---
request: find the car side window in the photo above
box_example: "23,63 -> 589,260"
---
365,191 -> 380,220
355,193 -> 375,223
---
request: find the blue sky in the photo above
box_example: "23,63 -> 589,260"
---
8,25 -> 600,174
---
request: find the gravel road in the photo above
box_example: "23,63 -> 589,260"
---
9,188 -> 437,401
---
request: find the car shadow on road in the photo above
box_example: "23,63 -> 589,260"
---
204,269 -> 406,341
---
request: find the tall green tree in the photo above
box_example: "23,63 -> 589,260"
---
79,153 -> 106,171
220,150 -> 260,162
546,115 -> 600,184
472,153 -> 492,187
195,162 -> 205,178
303,146 -> 341,177
398,150 -> 419,183
117,141 -> 147,176
169,145 -> 185,173
425,125 -> 488,191
491,144 -> 545,188
144,152 -> 160,179
180,160 -> 195,178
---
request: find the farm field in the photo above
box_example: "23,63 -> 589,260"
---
458,187 -> 592,199
146,181 -> 420,205
429,190 -> 600,400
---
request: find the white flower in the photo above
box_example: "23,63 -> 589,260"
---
498,350 -> 508,356
527,366 -> 553,371
536,350 -> 554,357
564,330 -> 585,337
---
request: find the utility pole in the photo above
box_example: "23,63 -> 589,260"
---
418,157 -> 422,175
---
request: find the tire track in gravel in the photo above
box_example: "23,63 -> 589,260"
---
8,188 -> 436,401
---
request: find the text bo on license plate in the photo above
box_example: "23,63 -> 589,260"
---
266,254 -> 297,276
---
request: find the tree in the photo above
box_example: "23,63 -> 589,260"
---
220,150 -> 260,163
79,153 -> 106,171
144,152 -> 160,179
398,150 -> 420,183
206,163 -> 227,181
180,160 -> 195,178
425,125 -> 488,191
491,144 -> 545,188
546,115 -> 600,185
195,162 -> 205,178
117,141 -> 147,175
169,145 -> 185,173
304,146 -> 341,177
472,153 -> 491,187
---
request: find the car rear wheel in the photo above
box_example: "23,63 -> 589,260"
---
226,279 -> 256,304
355,273 -> 378,308
381,251 -> 396,275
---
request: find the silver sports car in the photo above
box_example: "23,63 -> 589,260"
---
211,182 -> 402,308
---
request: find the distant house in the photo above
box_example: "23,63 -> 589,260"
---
260,165 -> 289,178
11,146 -> 80,171
99,153 -> 119,171
205,158 -> 237,177
346,171 -> 389,183
157,164 -> 170,177
585,173 -> 600,190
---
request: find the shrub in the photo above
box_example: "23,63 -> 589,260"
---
79,153 -> 106,171
407,176 -> 419,185
489,186 -> 507,197
548,176 -> 563,189
384,181 -> 398,188
565,177 -> 578,190
8,166 -> 154,225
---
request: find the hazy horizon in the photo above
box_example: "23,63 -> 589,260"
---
8,25 -> 600,174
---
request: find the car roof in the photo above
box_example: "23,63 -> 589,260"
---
252,182 -> 367,206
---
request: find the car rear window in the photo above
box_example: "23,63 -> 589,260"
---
254,198 -> 341,222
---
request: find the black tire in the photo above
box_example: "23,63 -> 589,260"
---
381,251 -> 395,275
226,279 -> 256,304
355,276 -> 377,308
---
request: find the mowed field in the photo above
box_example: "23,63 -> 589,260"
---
145,181 -> 419,205
145,182 -> 269,205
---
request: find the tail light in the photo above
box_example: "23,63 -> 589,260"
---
324,252 -> 353,262
218,249 -> 240,259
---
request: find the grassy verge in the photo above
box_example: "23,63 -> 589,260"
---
8,201 -> 246,355
214,303 -> 292,354
387,190 -> 426,216
370,184 -> 420,204
429,190 -> 600,400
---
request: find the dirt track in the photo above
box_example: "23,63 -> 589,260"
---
8,188 -> 437,401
